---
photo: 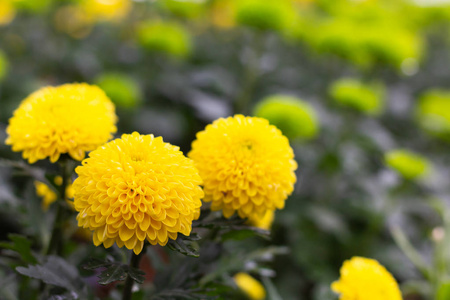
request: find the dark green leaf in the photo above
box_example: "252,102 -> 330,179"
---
16,256 -> 87,298
127,267 -> 146,284
97,264 -> 128,285
0,234 -> 37,264
167,234 -> 201,257
82,257 -> 146,285
81,257 -> 113,270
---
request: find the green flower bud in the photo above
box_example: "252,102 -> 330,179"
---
253,95 -> 319,140
385,149 -> 430,180
160,0 -> 206,20
329,79 -> 385,115
136,21 -> 192,58
234,0 -> 296,32
416,89 -> 450,141
95,73 -> 142,108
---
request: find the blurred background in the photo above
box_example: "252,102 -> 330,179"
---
1,0 -> 450,299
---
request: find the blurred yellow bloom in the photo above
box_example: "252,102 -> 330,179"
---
0,0 -> 16,26
73,132 -> 204,255
234,272 -> 266,300
385,149 -> 430,180
189,115 -> 297,219
332,257 -> 402,300
35,176 -> 75,211
6,83 -> 117,163
54,5 -> 93,39
210,0 -> 236,29
80,0 -> 132,22
248,210 -> 274,230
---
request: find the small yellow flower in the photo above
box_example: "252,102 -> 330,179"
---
6,83 -> 117,163
35,176 -> 75,211
189,115 -> 297,219
73,132 -> 204,255
248,210 -> 274,230
332,257 -> 403,300
0,0 -> 16,26
80,0 -> 132,22
234,272 -> 266,300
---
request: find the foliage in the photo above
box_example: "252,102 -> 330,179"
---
1,0 -> 450,299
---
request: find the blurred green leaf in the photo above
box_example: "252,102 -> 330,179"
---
0,234 -> 37,264
16,256 -> 87,297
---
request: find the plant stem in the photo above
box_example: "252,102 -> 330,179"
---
46,158 -> 70,256
122,250 -> 145,300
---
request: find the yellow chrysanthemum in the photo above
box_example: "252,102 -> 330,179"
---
332,257 -> 403,300
73,132 -> 204,255
188,115 -> 297,219
234,272 -> 266,300
248,210 -> 274,230
0,0 -> 16,26
80,0 -> 132,22
6,83 -> 117,163
35,176 -> 75,211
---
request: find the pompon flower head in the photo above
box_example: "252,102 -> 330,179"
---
188,115 -> 297,219
73,132 -> 204,255
6,83 -> 117,164
332,257 -> 402,300
234,273 -> 266,300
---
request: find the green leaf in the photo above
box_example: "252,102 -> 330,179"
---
437,282 -> 450,300
82,257 -> 113,270
82,258 -> 146,285
16,256 -> 87,298
0,234 -> 37,264
97,264 -> 128,285
127,266 -> 146,284
167,233 -> 201,257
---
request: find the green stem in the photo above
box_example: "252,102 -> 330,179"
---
46,158 -> 70,256
122,250 -> 145,300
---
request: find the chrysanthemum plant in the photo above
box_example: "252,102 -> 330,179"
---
2,84 -> 297,299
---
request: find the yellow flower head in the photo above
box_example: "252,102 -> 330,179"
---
6,83 -> 117,163
332,257 -> 403,300
73,132 -> 204,255
80,0 -> 132,22
35,176 -> 75,211
188,115 -> 297,219
0,0 -> 16,26
248,210 -> 274,230
234,272 -> 266,300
